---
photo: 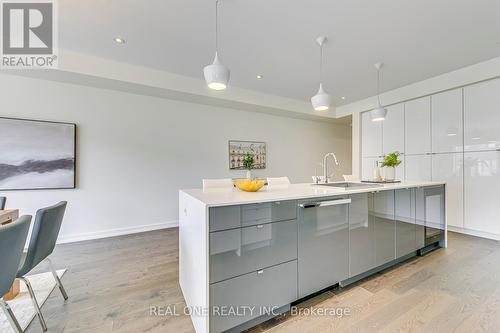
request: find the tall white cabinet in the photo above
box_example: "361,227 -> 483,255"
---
361,87 -> 466,231
405,97 -> 431,155
361,112 -> 383,158
463,79 -> 500,235
464,79 -> 500,151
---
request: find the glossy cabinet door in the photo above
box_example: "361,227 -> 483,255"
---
405,97 -> 431,155
361,111 -> 383,157
349,193 -> 376,277
464,151 -> 500,234
362,157 -> 378,181
210,260 -> 297,333
432,153 -> 464,228
464,78 -> 500,151
405,155 -> 432,181
372,190 -> 396,266
416,185 -> 446,245
383,103 -> 405,155
431,89 -> 463,153
395,189 -> 416,257
209,220 -> 298,283
298,197 -> 349,298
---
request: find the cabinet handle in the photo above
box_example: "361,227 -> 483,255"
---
274,201 -> 281,205
299,198 -> 351,208
257,270 -> 264,275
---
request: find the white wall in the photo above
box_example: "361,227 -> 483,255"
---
0,74 -> 351,243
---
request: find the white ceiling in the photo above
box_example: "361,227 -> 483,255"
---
60,0 -> 500,106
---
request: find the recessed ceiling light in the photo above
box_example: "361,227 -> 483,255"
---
256,75 -> 263,79
341,96 -> 346,100
113,37 -> 125,44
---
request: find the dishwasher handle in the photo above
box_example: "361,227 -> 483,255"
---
299,198 -> 351,208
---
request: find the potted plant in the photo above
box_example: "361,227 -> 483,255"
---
381,152 -> 401,181
242,153 -> 255,179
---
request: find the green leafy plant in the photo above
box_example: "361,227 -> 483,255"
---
381,152 -> 402,167
242,153 -> 255,170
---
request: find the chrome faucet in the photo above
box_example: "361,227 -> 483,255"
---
323,153 -> 340,184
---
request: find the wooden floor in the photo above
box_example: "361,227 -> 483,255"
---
24,229 -> 500,333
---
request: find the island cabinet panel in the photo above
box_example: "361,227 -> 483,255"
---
241,201 -> 297,227
297,197 -> 349,298
209,219 -> 298,283
395,188 -> 417,257
372,190 -> 396,266
209,205 -> 241,232
348,193 -> 376,277
210,260 -> 297,333
209,201 -> 297,232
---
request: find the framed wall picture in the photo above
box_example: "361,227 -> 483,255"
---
229,140 -> 266,170
0,117 -> 76,190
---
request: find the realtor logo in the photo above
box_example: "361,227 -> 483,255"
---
1,0 -> 58,68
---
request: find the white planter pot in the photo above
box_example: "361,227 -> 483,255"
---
246,170 -> 252,179
384,166 -> 396,181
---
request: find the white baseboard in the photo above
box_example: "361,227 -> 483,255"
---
56,220 -> 179,244
447,225 -> 500,241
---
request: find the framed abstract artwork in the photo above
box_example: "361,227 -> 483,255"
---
0,117 -> 76,190
228,140 -> 266,170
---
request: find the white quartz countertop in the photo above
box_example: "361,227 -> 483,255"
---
180,181 -> 446,207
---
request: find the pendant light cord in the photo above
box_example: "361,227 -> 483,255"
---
319,43 -> 323,85
215,0 -> 219,53
377,67 -> 381,105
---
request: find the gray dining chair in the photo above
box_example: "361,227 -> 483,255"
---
0,215 -> 32,333
0,196 -> 6,210
16,201 -> 68,332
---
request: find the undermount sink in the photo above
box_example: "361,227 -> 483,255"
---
313,182 -> 383,189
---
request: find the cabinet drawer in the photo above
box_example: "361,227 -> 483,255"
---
210,220 -> 298,283
241,200 -> 297,227
210,260 -> 297,333
209,205 -> 241,232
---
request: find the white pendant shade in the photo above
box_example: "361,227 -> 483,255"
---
370,104 -> 387,121
311,83 -> 331,111
204,52 -> 230,90
310,36 -> 331,111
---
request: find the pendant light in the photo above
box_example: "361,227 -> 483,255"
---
311,36 -> 331,111
204,0 -> 230,90
370,62 -> 387,121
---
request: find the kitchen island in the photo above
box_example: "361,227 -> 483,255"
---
179,181 -> 447,333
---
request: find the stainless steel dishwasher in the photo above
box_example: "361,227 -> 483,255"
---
297,197 -> 350,298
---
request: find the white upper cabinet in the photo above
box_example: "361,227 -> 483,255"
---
405,97 -> 431,155
361,111 -> 383,157
464,78 -> 500,151
464,151 -> 500,234
361,157 -> 379,181
431,89 -> 463,153
404,155 -> 431,181
382,104 -> 405,155
432,153 -> 463,228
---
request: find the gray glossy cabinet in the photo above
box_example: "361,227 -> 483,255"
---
209,220 -> 297,283
210,260 -> 297,333
298,197 -> 350,298
395,189 -> 417,257
349,193 -> 376,277
372,191 -> 396,266
209,201 -> 297,232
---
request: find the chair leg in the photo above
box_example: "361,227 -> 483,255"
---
0,299 -> 23,333
19,277 -> 47,332
46,258 -> 68,301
